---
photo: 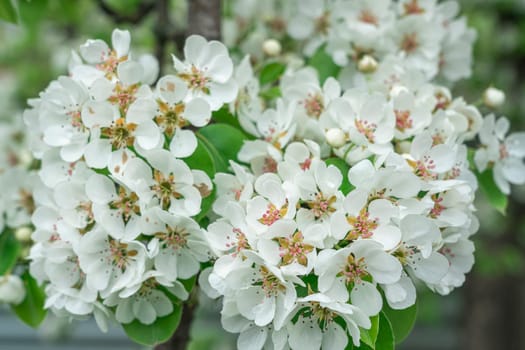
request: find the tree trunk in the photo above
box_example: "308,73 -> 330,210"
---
154,303 -> 196,350
187,0 -> 222,41
462,200 -> 525,350
155,1 -> 222,349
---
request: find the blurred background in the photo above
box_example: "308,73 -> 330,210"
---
1,0 -> 525,349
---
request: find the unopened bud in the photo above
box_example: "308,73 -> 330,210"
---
325,128 -> 347,148
483,87 -> 505,108
357,55 -> 378,73
262,39 -> 282,57
0,275 -> 26,305
15,226 -> 32,243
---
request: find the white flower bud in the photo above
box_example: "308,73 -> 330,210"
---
357,55 -> 378,73
262,39 -> 282,57
483,87 -> 505,108
15,226 -> 32,242
0,275 -> 26,305
325,128 -> 347,148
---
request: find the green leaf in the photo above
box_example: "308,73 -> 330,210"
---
360,314 -> 379,349
199,123 -> 249,166
12,271 -> 47,328
0,229 -> 21,275
382,301 -> 417,344
308,47 -> 341,84
0,0 -> 18,24
477,168 -> 508,214
183,137 -> 216,178
375,312 -> 395,350
260,86 -> 282,100
211,107 -> 242,131
325,157 -> 354,195
194,186 -> 216,224
123,302 -> 183,346
259,62 -> 286,85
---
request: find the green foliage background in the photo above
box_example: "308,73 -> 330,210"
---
1,0 -> 524,349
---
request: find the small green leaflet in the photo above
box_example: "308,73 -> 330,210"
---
0,0 -> 18,24
198,123 -> 248,166
308,46 -> 341,84
0,229 -> 21,275
12,271 -> 47,328
360,314 -> 379,348
183,137 -> 216,177
259,61 -> 286,86
375,312 -> 395,350
476,168 -> 508,215
325,157 -> 354,195
382,301 -> 418,344
123,302 -> 183,346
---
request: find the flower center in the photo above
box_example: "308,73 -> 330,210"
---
259,266 -> 286,297
403,0 -> 425,15
305,193 -> 337,219
109,187 -> 141,222
359,10 -> 378,26
108,240 -> 138,271
277,230 -> 314,266
355,119 -> 377,142
346,209 -> 378,240
338,253 -> 368,284
155,224 -> 189,250
101,118 -> 137,149
155,101 -> 187,137
258,203 -> 288,226
395,110 -> 413,132
179,65 -> 211,94
302,93 -> 324,119
400,33 -> 419,54
151,170 -> 184,210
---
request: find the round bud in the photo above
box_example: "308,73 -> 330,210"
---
357,55 -> 378,73
483,87 -> 505,108
15,226 -> 32,243
325,128 -> 347,148
0,275 -> 26,305
262,39 -> 282,57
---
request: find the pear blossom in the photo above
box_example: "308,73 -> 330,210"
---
172,35 -> 238,110
141,208 -> 210,281
315,240 -> 402,316
287,293 -> 371,349
475,114 -> 525,194
76,227 -> 147,298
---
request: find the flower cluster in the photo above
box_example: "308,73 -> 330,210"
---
0,119 -> 33,306
24,29 -> 237,328
12,1 -> 525,348
225,0 -> 475,83
205,129 -> 479,349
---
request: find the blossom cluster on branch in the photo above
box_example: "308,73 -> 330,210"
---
0,0 -> 524,349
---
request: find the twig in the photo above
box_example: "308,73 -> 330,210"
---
96,0 -> 156,24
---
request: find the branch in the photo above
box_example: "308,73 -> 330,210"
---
187,0 -> 222,40
96,0 -> 156,24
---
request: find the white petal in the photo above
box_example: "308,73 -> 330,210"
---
351,281 -> 382,316
135,120 -> 161,150
84,139 -> 111,168
169,129 -> 198,158
183,98 -> 211,127
237,326 -> 268,350
157,75 -> 188,104
322,323 -> 348,350
80,39 -> 109,64
112,29 -> 131,58
117,60 -> 144,86
132,299 -> 157,325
